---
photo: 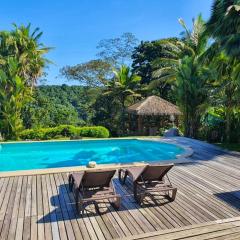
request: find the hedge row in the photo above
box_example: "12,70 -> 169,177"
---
19,125 -> 110,140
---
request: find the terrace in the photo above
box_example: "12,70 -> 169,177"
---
0,137 -> 240,240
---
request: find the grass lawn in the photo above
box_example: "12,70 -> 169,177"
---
215,143 -> 240,152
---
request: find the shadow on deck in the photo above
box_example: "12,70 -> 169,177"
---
38,180 -> 174,223
215,191 -> 240,211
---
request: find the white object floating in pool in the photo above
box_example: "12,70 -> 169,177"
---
87,161 -> 97,168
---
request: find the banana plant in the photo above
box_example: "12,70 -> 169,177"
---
0,58 -> 31,139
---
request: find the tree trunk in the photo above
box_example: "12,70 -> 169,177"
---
225,87 -> 232,143
225,107 -> 231,143
183,107 -> 190,137
120,97 -> 126,136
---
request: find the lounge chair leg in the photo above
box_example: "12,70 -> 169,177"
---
68,174 -> 73,191
74,188 -> 80,213
133,183 -> 142,204
171,188 -> 177,201
109,196 -> 121,210
79,201 -> 84,215
94,202 -> 100,213
115,196 -> 121,210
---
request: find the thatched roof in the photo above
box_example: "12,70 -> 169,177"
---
127,95 -> 181,116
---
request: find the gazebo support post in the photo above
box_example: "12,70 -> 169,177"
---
176,116 -> 179,127
128,114 -> 131,133
137,115 -> 143,135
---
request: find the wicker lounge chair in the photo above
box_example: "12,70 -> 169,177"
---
118,164 -> 177,204
69,169 -> 121,214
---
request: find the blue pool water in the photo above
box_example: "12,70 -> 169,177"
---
0,139 -> 184,172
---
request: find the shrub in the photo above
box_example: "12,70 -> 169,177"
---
159,127 -> 168,136
76,126 -> 110,138
19,125 -> 110,140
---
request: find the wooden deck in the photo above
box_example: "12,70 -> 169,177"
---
0,137 -> 240,240
124,217 -> 240,240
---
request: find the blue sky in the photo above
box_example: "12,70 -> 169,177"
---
0,0 -> 212,85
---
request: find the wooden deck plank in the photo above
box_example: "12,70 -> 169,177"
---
0,137 -> 240,240
115,181 -> 174,230
53,174 -> 77,240
0,177 -> 14,221
36,175 -> 45,240
0,177 -> 14,237
31,216 -> 38,240
41,174 -> 53,240
49,174 -> 68,240
0,177 -> 19,240
31,175 -> 37,216
58,173 -> 86,239
97,202 -> 121,239
7,176 -> 23,240
15,218 -> 24,240
45,174 -> 60,240
114,181 -> 159,232
123,217 -> 240,240
171,171 -> 238,218
60,173 -> 91,240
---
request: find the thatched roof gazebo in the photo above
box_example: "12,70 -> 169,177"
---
127,95 -> 181,135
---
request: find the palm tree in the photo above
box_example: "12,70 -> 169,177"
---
104,65 -> 141,134
151,15 -> 212,138
0,24 -> 51,89
209,53 -> 240,142
206,0 -> 240,57
206,0 -> 240,141
0,24 -> 51,139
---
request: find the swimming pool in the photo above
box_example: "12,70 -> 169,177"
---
0,139 -> 184,172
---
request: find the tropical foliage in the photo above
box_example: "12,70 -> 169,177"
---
22,85 -> 101,129
104,65 -> 141,134
205,0 -> 240,142
1,3 -> 240,144
151,15 -> 212,138
0,24 -> 50,139
0,58 -> 27,139
59,9 -> 240,142
19,125 -> 109,140
209,54 -> 240,142
105,65 -> 141,108
206,0 -> 240,57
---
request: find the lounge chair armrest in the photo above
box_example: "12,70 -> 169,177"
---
126,166 -> 147,182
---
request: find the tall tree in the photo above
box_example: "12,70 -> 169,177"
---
97,32 -> 139,67
61,59 -> 112,87
210,53 -> 240,142
61,33 -> 138,86
206,0 -> 240,141
0,24 -> 51,139
206,0 -> 240,57
92,94 -> 122,136
0,24 -> 51,89
132,38 -> 178,84
152,15 -> 212,138
104,65 -> 141,134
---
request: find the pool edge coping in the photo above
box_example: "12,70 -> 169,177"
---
0,137 -> 194,177
0,136 -> 160,144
